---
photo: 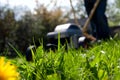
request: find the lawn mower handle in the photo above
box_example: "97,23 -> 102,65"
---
82,0 -> 100,41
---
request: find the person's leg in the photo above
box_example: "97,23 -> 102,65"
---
95,0 -> 110,40
84,0 -> 97,38
84,0 -> 94,15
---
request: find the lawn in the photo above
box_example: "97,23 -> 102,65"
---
1,38 -> 120,80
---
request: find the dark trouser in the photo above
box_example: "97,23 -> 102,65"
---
84,0 -> 110,40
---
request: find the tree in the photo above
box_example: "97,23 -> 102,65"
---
14,4 -> 67,53
0,6 -> 17,55
68,0 -> 120,26
34,4 -> 66,32
106,0 -> 120,26
0,1 -> 67,54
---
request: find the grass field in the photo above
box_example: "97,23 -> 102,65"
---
2,38 -> 120,80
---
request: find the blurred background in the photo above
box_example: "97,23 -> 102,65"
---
0,0 -> 119,57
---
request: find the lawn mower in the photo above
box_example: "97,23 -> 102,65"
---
26,0 -> 100,61
26,23 -> 89,61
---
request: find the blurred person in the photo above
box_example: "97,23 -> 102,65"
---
84,0 -> 110,40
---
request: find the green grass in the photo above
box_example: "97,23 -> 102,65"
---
5,39 -> 120,80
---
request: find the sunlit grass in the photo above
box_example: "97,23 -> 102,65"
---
4,38 -> 120,80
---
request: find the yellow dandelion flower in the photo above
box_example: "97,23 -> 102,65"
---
0,57 -> 19,80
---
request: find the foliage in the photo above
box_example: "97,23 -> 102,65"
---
115,0 -> 120,8
15,4 -> 67,53
1,0 -> 120,56
0,6 -> 17,55
0,4 -> 66,54
10,38 -> 120,80
71,0 -> 120,26
33,5 -> 67,32
75,0 -> 86,18
106,1 -> 120,26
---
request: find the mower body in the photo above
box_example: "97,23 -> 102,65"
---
26,23 -> 87,61
45,23 -> 86,50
